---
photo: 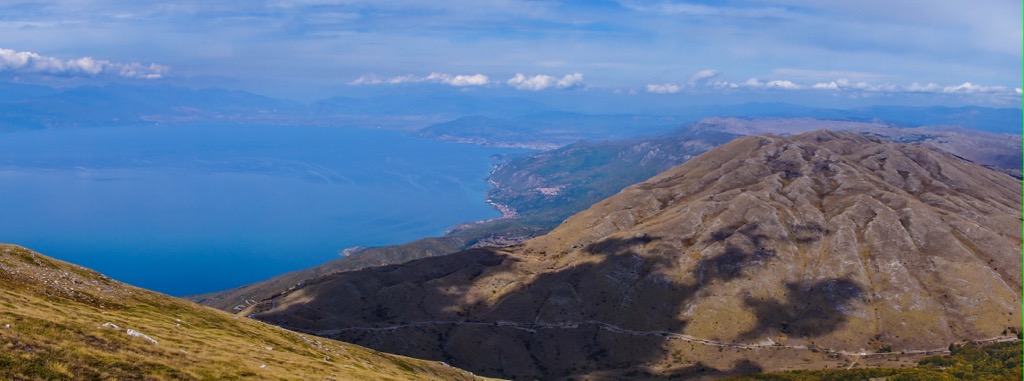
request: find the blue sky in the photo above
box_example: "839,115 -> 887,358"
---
1,0 -> 1021,106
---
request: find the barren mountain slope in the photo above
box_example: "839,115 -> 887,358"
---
249,130 -> 1022,380
194,120 -> 1019,314
692,117 -> 1022,177
0,245 -> 493,381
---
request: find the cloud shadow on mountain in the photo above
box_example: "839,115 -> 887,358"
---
257,223 -> 859,380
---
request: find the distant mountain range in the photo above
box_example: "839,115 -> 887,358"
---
0,83 -> 304,130
416,112 -> 688,149
241,131 -> 1022,380
1,82 -> 1020,135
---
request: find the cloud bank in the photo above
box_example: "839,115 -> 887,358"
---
637,69 -> 1019,103
353,71 -> 586,91
0,48 -> 167,79
351,72 -> 490,87
507,73 -> 584,91
645,83 -> 681,94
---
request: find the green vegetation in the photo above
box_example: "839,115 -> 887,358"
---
487,131 -> 731,228
726,341 -> 1022,381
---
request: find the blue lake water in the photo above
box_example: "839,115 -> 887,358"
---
0,124 -> 521,296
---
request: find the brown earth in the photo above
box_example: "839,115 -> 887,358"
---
193,120 -> 1020,315
244,130 -> 1021,380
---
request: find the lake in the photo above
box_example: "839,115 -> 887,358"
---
0,124 -> 521,295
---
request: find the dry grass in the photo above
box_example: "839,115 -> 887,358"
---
0,244 -> 496,381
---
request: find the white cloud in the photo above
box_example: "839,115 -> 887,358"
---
904,82 -> 941,92
645,83 -> 681,94
350,74 -> 383,85
507,74 -> 549,91
811,81 -> 839,90
767,80 -> 801,90
507,72 -> 584,91
941,82 -> 1007,94
448,74 -> 489,86
557,72 -> 584,88
387,74 -> 418,84
0,48 -> 168,79
350,72 -> 490,86
743,78 -> 801,90
800,78 -> 1018,97
807,78 -> 892,92
424,72 -> 490,86
712,81 -> 740,89
687,69 -> 720,85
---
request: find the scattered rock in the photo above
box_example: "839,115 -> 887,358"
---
126,328 -> 158,345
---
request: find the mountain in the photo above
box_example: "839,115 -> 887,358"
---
727,340 -> 1021,380
484,127 -> 737,225
189,127 -> 734,312
416,112 -> 687,148
0,84 -> 304,130
689,117 -> 1022,177
848,105 -> 1022,134
311,90 -> 551,120
0,82 -> 59,102
193,118 -> 1021,313
414,105 -> 1024,150
242,131 -> 1022,379
691,103 -> 1022,135
0,244 -> 492,380
193,119 -> 1020,314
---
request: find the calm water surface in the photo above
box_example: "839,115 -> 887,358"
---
0,124 -> 520,295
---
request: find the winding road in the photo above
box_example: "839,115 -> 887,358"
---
282,319 -> 1018,358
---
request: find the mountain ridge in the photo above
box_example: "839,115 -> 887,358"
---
245,130 -> 1022,379
193,119 -> 1020,312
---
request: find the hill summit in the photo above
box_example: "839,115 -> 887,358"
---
248,130 -> 1022,380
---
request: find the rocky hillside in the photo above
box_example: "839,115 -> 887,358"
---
0,244 -> 492,380
194,119 -> 1020,319
691,117 -> 1022,177
245,131 -> 1022,380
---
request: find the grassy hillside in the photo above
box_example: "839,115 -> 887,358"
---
0,244 -> 492,381
726,340 -> 1022,381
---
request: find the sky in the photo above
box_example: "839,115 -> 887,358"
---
0,0 -> 1021,106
